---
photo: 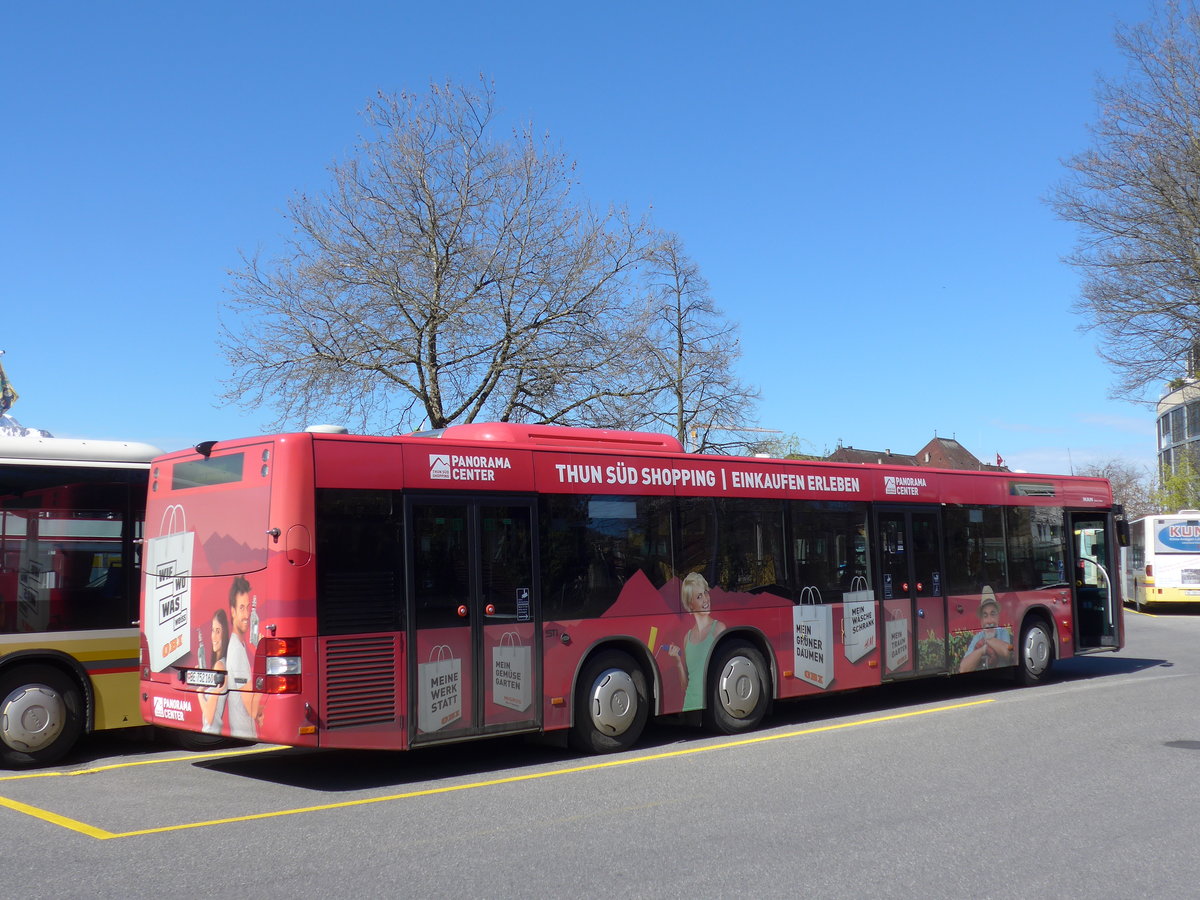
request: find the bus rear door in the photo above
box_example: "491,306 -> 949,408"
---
408,496 -> 540,745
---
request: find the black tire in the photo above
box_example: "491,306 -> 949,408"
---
170,729 -> 243,752
1016,618 -> 1055,686
0,665 -> 85,768
702,639 -> 770,735
569,649 -> 649,754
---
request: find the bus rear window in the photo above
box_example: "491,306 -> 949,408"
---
172,454 -> 245,490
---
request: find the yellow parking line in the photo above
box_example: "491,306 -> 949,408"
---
0,794 -> 115,839
0,746 -> 280,783
2,699 -> 993,840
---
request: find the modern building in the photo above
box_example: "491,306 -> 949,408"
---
1157,378 -> 1200,473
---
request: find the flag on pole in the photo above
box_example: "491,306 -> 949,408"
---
0,357 -> 17,414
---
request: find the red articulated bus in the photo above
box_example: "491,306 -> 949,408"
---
139,423 -> 1124,754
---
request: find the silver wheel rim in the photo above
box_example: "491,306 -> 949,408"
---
1023,627 -> 1051,677
587,667 -> 637,736
1,684 -> 66,753
716,655 -> 761,719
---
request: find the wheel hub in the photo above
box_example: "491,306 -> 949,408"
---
1023,628 -> 1051,676
1,685 -> 66,753
717,656 -> 761,719
587,668 -> 637,736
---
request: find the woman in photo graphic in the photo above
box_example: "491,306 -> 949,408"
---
667,572 -> 726,711
199,608 -> 230,733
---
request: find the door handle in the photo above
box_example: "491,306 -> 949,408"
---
456,604 -> 468,618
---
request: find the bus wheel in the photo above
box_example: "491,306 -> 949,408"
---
703,640 -> 769,735
0,666 -> 84,768
170,729 -> 241,752
570,650 -> 648,754
1016,619 -> 1054,687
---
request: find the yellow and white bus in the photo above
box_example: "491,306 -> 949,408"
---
1122,511 -> 1200,610
0,434 -> 160,766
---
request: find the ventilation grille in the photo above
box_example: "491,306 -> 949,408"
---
322,635 -> 399,729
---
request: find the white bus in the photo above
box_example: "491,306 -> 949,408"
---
1122,511 -> 1200,610
0,435 -> 161,766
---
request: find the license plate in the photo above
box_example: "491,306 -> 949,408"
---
184,669 -> 223,688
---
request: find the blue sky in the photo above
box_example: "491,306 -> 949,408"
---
0,0 -> 1165,474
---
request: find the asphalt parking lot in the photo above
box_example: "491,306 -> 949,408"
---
3,608 -> 1199,899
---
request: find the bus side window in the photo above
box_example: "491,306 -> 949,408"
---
787,501 -> 869,602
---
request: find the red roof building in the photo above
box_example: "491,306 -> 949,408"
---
825,436 -> 1007,472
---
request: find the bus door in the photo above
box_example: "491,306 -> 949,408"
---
408,497 -> 540,745
874,506 -> 948,678
1069,511 -> 1120,650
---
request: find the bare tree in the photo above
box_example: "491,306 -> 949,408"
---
1049,0 -> 1200,396
1077,458 -> 1157,519
634,233 -> 760,453
749,432 -> 822,460
220,79 -> 657,433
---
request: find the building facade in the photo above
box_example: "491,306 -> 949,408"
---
1157,380 -> 1200,473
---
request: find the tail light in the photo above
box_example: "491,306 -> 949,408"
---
1145,564 -> 1153,578
139,631 -> 151,680
256,637 -> 302,693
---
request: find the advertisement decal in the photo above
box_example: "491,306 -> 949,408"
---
1155,522 -> 1200,554
418,645 -> 462,732
794,587 -> 834,689
886,616 -> 910,672
492,631 -> 532,712
842,577 -> 877,663
144,504 -> 193,671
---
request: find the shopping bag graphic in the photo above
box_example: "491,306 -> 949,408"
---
794,586 -> 834,689
143,504 -> 194,672
418,645 -> 462,732
842,576 -> 877,663
492,631 -> 532,712
886,617 -> 910,673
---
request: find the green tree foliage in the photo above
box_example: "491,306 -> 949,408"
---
1152,451 -> 1200,511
